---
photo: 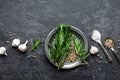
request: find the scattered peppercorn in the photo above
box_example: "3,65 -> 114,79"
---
100,56 -> 102,59
6,41 -> 10,44
105,61 -> 108,64
98,61 -> 101,63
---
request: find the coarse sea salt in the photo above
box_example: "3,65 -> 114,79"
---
91,30 -> 101,41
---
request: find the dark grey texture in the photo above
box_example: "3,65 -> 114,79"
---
0,0 -> 120,80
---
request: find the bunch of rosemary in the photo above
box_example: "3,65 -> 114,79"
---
73,36 -> 88,64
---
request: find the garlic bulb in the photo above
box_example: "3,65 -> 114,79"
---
18,40 -> 28,52
12,39 -> 20,47
90,46 -> 99,54
0,47 -> 7,56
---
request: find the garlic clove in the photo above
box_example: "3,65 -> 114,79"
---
12,39 -> 20,47
0,47 -> 6,51
90,46 -> 99,55
0,47 -> 7,56
18,40 -> 28,52
18,45 -> 27,52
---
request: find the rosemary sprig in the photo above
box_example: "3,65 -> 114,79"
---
31,39 -> 41,51
73,36 -> 89,64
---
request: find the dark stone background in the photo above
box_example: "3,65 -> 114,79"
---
0,0 -> 120,80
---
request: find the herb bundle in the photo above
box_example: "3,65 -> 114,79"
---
73,36 -> 88,64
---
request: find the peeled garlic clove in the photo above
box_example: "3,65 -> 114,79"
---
90,46 -> 99,54
0,47 -> 7,56
18,40 -> 28,52
12,39 -> 20,47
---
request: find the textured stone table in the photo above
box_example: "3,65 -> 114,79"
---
0,0 -> 120,80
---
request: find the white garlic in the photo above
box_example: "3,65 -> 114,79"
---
12,39 -> 20,47
0,47 -> 7,56
18,40 -> 28,52
90,46 -> 99,54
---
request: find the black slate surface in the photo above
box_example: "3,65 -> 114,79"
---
0,0 -> 120,80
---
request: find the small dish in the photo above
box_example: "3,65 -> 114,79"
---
45,26 -> 88,69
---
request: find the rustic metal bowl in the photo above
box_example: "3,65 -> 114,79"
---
45,26 -> 88,69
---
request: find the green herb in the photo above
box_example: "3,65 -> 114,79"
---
31,39 -> 41,51
49,24 -> 72,69
73,36 -> 89,64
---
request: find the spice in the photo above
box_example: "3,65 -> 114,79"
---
65,43 -> 77,62
97,54 -> 100,57
98,61 -> 101,63
9,32 -> 16,37
91,30 -> 101,41
118,40 -> 120,49
96,60 -> 98,62
100,56 -> 102,59
13,33 -> 16,36
6,41 -> 10,44
90,60 -> 93,62
104,37 -> 114,48
31,55 -> 37,58
118,40 -> 120,42
105,61 -> 108,64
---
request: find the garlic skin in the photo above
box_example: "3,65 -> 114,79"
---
12,39 -> 20,47
0,47 -> 7,56
18,40 -> 28,52
90,46 -> 99,54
